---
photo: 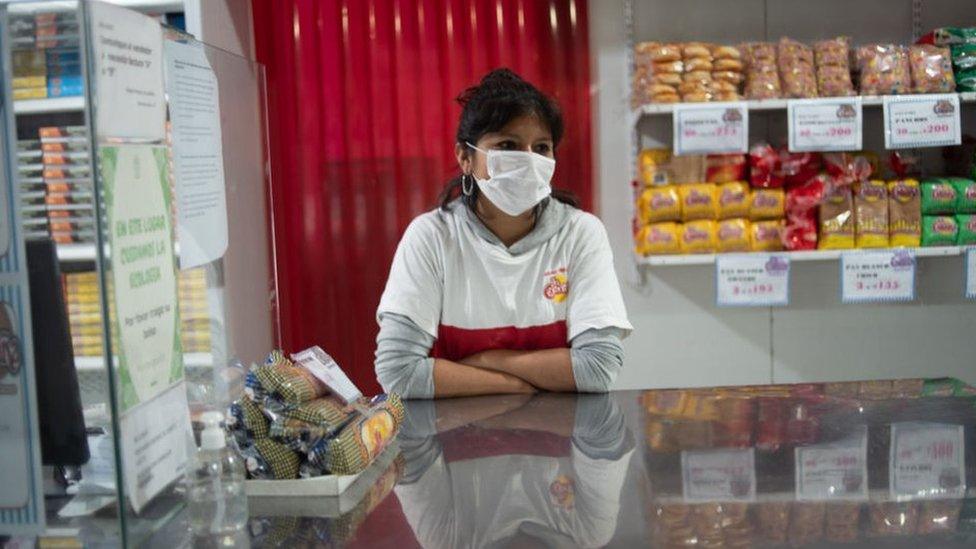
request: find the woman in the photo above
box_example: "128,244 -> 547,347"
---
375,69 -> 631,398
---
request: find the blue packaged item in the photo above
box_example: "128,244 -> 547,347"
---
45,48 -> 80,64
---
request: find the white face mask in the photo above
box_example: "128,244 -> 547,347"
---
467,142 -> 555,216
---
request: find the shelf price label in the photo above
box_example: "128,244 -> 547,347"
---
966,248 -> 976,299
682,448 -> 756,503
716,254 -> 790,307
883,93 -> 962,149
890,422 -> 965,500
795,428 -> 868,501
841,250 -> 916,303
787,97 -> 863,152
673,102 -> 749,155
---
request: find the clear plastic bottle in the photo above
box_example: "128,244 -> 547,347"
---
186,411 -> 248,537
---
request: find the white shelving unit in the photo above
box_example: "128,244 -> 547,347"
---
13,96 -> 85,115
640,246 -> 968,266
56,243 -> 97,262
74,352 -> 212,371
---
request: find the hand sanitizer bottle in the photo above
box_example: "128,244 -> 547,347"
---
187,411 -> 248,537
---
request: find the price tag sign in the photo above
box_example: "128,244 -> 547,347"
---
716,254 -> 790,307
966,248 -> 976,299
890,422 -> 966,500
673,102 -> 749,155
883,93 -> 962,149
795,429 -> 868,501
841,250 -> 916,303
788,97 -> 863,152
682,448 -> 756,502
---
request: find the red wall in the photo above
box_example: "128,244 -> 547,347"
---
252,0 -> 592,393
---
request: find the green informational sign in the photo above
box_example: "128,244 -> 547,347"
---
101,145 -> 183,411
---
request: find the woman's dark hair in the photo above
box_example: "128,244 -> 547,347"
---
438,68 -> 579,211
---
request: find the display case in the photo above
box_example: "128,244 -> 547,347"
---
0,1 -> 274,544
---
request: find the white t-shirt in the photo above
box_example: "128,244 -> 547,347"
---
377,202 -> 632,361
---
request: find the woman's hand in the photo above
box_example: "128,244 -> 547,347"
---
459,348 -> 576,392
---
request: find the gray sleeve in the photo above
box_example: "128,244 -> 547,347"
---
374,312 -> 436,399
570,327 -> 625,393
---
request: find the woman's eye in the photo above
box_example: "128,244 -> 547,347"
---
495,140 -> 517,150
534,143 -> 553,155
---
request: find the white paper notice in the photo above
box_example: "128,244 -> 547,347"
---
291,346 -> 363,404
890,422 -> 965,500
883,94 -> 962,150
795,429 -> 868,501
673,102 -> 749,155
164,40 -> 229,269
966,248 -> 976,299
716,254 -> 790,307
788,98 -> 863,152
841,250 -> 916,303
681,448 -> 756,502
90,2 -> 166,141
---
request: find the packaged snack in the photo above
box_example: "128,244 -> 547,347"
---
711,45 -> 742,60
921,215 -> 958,246
888,179 -> 922,247
748,142 -> 783,188
779,149 -> 822,187
245,439 -> 301,480
671,154 -> 705,184
857,44 -> 911,95
253,350 -> 329,408
917,500 -> 961,535
717,181 -> 750,219
227,398 -> 270,450
784,211 -> 818,250
639,148 -> 673,186
957,214 -> 976,245
638,186 -> 681,223
869,502 -> 919,536
909,45 -> 955,93
778,37 -> 817,98
749,188 -> 785,220
741,42 -> 781,99
713,58 -> 743,72
819,185 -> 855,249
824,152 -> 875,186
716,218 -> 750,252
750,220 -> 784,251
679,183 -> 718,221
919,27 -> 976,46
682,42 -> 711,59
307,394 -> 404,475
705,154 -> 746,183
950,177 -> 976,212
711,70 -> 744,85
633,42 -> 684,106
814,36 -> 851,67
635,222 -> 681,255
679,220 -> 717,253
684,57 -> 713,73
855,180 -> 890,248
920,179 -> 958,214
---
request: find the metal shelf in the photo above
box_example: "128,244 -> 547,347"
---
634,91 -> 976,120
13,96 -> 85,115
639,246 -> 967,266
57,243 -> 97,263
75,352 -> 211,371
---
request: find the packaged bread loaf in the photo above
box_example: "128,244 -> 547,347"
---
778,37 -> 817,98
638,186 -> 681,223
635,222 -> 681,255
909,44 -> 955,93
888,179 -> 921,247
749,188 -> 785,220
741,42 -> 781,99
857,44 -> 911,95
634,42 -> 683,105
705,154 -> 746,184
855,180 -> 889,248
679,220 -> 717,253
681,42 -> 715,102
750,219 -> 784,251
717,181 -> 751,219
819,184 -> 855,249
639,148 -> 673,186
710,44 -> 743,100
717,218 -> 750,252
679,183 -> 719,221
814,37 -> 855,96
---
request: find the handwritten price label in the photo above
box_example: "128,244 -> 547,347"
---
890,422 -> 965,500
788,98 -> 863,152
682,448 -> 756,502
841,250 -> 916,303
673,102 -> 749,155
884,94 -> 961,149
716,254 -> 790,307
966,248 -> 976,299
795,429 -> 868,501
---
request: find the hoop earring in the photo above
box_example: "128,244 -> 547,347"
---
462,174 -> 474,196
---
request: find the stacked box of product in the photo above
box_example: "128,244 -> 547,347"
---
63,269 -> 214,357
634,150 -> 785,255
20,126 -> 95,244
9,10 -> 82,100
918,177 -> 976,246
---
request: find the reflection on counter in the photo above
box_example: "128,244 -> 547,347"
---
642,379 -> 976,547
394,394 -> 636,548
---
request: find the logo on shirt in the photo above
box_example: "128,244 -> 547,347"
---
543,269 -> 568,303
549,475 -> 575,510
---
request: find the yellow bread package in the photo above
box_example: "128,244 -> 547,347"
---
679,220 -> 718,254
635,222 -> 681,255
717,181 -> 751,219
750,219 -> 785,251
678,183 -> 719,221
819,185 -> 855,249
717,218 -> 751,252
637,186 -> 681,223
749,188 -> 785,220
639,148 -> 672,186
855,180 -> 889,248
888,179 -> 921,247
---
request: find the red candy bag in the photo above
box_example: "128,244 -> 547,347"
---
779,149 -> 822,187
784,211 -> 818,250
749,142 -> 783,188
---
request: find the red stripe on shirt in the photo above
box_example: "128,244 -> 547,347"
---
441,425 -> 571,462
430,321 -> 568,361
